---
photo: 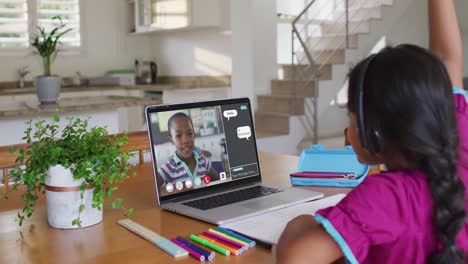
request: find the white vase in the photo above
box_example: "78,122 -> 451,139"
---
34,75 -> 61,105
45,164 -> 103,229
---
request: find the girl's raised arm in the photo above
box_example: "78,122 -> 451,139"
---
429,0 -> 463,88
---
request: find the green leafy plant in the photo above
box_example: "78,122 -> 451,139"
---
5,116 -> 135,227
31,16 -> 71,76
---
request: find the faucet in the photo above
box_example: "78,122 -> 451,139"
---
18,66 -> 29,88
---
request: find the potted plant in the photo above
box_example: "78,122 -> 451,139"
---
5,116 -> 135,229
32,16 -> 71,105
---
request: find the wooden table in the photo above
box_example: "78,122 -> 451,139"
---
0,152 -> 352,264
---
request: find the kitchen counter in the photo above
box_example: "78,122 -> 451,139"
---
0,95 -> 161,119
0,75 -> 231,145
0,84 -> 171,96
0,75 -> 232,96
0,95 -> 161,145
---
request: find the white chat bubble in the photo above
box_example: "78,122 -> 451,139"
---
237,126 -> 252,140
223,109 -> 238,120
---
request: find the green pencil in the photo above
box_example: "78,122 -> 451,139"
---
190,234 -> 231,256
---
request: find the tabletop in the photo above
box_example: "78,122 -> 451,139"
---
0,151 -> 353,264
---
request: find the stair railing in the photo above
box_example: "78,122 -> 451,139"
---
291,0 -> 321,145
291,0 -> 385,146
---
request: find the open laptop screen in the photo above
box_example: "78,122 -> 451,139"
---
145,98 -> 260,201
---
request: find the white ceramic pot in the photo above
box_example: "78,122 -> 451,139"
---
45,164 -> 102,229
34,75 -> 61,105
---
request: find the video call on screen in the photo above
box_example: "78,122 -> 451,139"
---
149,102 -> 259,197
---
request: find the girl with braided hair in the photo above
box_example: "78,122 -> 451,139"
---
276,0 -> 467,263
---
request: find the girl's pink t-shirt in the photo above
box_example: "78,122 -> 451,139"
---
315,94 -> 468,263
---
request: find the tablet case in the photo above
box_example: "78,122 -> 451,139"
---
291,144 -> 369,187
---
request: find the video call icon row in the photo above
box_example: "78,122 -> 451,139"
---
165,172 -> 227,193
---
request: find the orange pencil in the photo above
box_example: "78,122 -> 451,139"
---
198,234 -> 243,255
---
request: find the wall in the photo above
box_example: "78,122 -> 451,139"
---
0,0 -> 151,82
386,0 -> 468,77
150,0 -> 277,111
230,0 -> 277,109
386,0 -> 428,47
252,0 -> 278,97
149,0 -> 231,76
464,35 -> 468,77
149,29 -> 232,76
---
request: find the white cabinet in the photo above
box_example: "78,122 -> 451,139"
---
129,0 -> 222,33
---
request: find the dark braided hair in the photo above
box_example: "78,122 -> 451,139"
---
347,44 -> 466,263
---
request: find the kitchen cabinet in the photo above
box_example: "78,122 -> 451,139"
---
129,0 -> 222,33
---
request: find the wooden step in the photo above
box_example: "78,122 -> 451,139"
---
255,112 -> 290,135
320,21 -> 370,35
308,34 -> 358,51
257,95 -> 304,115
298,7 -> 382,24
281,64 -> 332,80
310,50 -> 346,64
271,80 -> 316,97
331,6 -> 382,22
294,2 -> 385,28
335,0 -> 393,9
296,50 -> 346,65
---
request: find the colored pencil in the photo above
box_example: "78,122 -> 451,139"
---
208,228 -> 250,247
190,234 -> 230,256
203,231 -> 247,250
171,238 -> 205,261
176,237 -> 215,261
215,227 -> 256,247
198,234 -> 243,256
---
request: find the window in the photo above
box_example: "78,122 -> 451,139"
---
0,0 -> 29,47
37,0 -> 81,47
0,0 -> 81,49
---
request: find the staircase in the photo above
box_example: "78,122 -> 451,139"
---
255,0 -> 399,153
255,64 -> 332,136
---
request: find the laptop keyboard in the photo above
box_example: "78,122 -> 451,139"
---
182,186 -> 283,210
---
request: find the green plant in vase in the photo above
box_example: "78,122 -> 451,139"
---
5,116 -> 136,228
31,16 -> 71,104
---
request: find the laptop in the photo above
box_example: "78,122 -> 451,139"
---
145,97 -> 323,225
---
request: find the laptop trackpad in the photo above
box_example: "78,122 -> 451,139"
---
239,198 -> 285,210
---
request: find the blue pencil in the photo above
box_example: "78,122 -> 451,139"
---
176,237 -> 215,261
215,227 -> 256,247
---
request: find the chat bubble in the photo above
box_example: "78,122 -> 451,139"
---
223,109 -> 238,120
237,126 -> 252,140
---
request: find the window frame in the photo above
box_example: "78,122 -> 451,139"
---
0,0 -> 84,56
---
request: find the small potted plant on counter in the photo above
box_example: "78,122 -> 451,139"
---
5,116 -> 135,229
32,16 -> 71,105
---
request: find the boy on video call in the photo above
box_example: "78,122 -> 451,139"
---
156,112 -> 220,190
